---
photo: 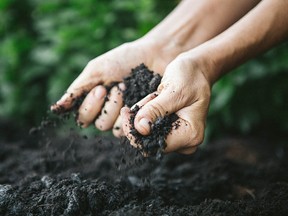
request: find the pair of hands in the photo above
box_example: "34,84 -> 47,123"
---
51,39 -> 213,154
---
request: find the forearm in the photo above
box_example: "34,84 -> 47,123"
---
143,0 -> 260,57
188,0 -> 288,84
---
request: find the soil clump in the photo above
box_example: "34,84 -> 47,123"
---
122,63 -> 161,107
122,64 -> 179,157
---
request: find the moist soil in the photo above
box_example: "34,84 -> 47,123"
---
128,105 -> 179,159
122,63 -> 161,107
1,64 -> 288,215
122,63 -> 179,158
1,129 -> 288,216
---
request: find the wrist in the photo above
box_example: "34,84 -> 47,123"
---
135,36 -> 185,74
178,48 -> 221,86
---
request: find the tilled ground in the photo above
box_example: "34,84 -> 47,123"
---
0,127 -> 288,216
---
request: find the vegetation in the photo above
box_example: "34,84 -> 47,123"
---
1,0 -> 287,140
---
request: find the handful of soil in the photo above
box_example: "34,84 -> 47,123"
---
122,63 -> 162,107
128,105 -> 179,159
122,64 -> 180,159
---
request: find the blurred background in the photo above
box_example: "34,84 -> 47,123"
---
1,0 -> 287,142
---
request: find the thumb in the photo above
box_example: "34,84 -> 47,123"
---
133,88 -> 184,135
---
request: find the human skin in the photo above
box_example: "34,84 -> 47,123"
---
51,0 -> 260,137
121,0 -> 288,154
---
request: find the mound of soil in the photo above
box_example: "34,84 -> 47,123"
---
0,129 -> 288,215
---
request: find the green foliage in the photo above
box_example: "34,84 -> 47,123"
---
207,43 -> 288,140
0,0 -> 287,140
0,0 -> 174,126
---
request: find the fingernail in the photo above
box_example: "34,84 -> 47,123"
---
95,86 -> 106,99
118,83 -> 126,90
138,118 -> 151,135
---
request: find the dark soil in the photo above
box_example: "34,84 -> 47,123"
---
1,128 -> 288,215
122,63 -> 179,158
128,105 -> 179,159
1,64 -> 288,215
51,63 -> 179,158
122,63 -> 161,107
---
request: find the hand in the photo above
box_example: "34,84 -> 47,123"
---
51,38 -> 176,137
121,54 -> 213,154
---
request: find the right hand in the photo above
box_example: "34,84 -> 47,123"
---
121,53 -> 213,154
50,38 -> 175,137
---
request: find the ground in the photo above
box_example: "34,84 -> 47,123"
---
0,122 -> 288,215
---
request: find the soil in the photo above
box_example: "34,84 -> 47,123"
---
122,63 -> 161,107
128,105 -> 179,159
1,128 -> 288,216
122,63 -> 179,158
1,64 -> 288,215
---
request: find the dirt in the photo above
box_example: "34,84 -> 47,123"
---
128,105 -> 179,159
122,63 -> 161,107
122,64 -> 179,158
1,128 -> 288,215
1,64 -> 288,215
51,63 -> 179,158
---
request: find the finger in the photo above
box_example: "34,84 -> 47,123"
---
95,83 -> 125,131
112,115 -> 124,137
130,92 -> 158,110
51,61 -> 102,112
121,107 -> 139,149
77,85 -> 107,127
155,117 -> 203,154
134,87 -> 185,135
164,101 -> 207,154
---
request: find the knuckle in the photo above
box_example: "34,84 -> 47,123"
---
157,82 -> 166,92
147,102 -> 166,118
86,59 -> 97,69
193,132 -> 204,146
86,59 -> 101,77
119,42 -> 132,49
187,124 -> 205,147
